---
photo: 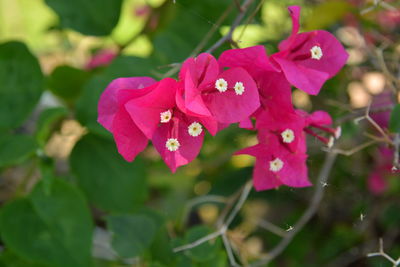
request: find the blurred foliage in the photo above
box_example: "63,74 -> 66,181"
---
0,0 -> 399,266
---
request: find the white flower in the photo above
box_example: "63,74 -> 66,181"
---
215,78 -> 228,92
234,82 -> 245,95
160,110 -> 172,123
165,138 -> 180,151
310,46 -> 323,60
188,122 -> 203,137
281,129 -> 295,143
269,158 -> 284,172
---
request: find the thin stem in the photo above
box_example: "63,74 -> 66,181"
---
206,0 -> 255,54
225,180 -> 253,226
222,233 -> 240,267
173,228 -> 225,253
256,219 -> 287,237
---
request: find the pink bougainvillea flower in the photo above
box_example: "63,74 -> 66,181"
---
124,78 -> 205,172
270,6 -> 349,95
296,109 -> 340,147
152,111 -> 205,173
235,133 -> 310,191
219,46 -> 294,124
178,53 -> 260,129
97,77 -> 156,161
86,49 -> 117,70
125,78 -> 177,139
256,109 -> 306,154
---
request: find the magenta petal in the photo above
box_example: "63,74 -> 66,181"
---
179,53 -> 219,88
203,67 -> 260,123
258,72 -> 294,114
111,108 -> 148,161
306,110 -> 332,126
218,45 -> 277,77
291,31 -> 349,78
278,153 -> 311,187
152,113 -> 204,172
184,70 -> 212,117
98,77 -> 156,131
273,56 -> 329,95
239,117 -> 253,129
125,78 -> 177,139
253,160 -> 283,191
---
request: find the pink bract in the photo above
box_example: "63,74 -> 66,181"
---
152,111 -> 205,173
235,134 -> 310,191
271,6 -> 349,95
97,77 -> 156,161
178,53 -> 261,126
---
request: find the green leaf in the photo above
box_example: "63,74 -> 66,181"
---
70,134 -> 148,213
0,250 -> 49,267
107,214 -> 156,258
184,226 -> 221,262
44,0 -> 123,36
35,107 -> 68,147
0,134 -> 37,169
48,65 -> 90,104
389,104 -> 400,133
0,41 -> 44,131
0,179 -> 93,267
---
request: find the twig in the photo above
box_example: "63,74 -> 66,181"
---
324,140 -> 378,156
223,233 -> 240,267
256,219 -> 287,237
336,105 -> 393,125
353,102 -> 393,145
367,238 -> 400,266
251,152 -> 337,266
162,0 -> 255,79
173,180 -> 252,260
173,227 -> 226,253
205,0 -> 255,54
393,133 -> 400,170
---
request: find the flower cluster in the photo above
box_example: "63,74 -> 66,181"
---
97,6 -> 348,191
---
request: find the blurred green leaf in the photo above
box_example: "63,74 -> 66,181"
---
48,65 -> 90,105
389,104 -> 400,133
0,41 -> 43,131
35,107 -> 68,147
0,179 -> 93,267
107,214 -> 156,258
184,226 -> 221,262
0,134 -> 37,169
0,250 -> 49,267
70,134 -> 148,213
151,0 -> 233,62
304,0 -> 353,31
44,0 -> 123,36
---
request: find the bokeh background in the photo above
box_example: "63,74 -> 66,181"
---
0,0 -> 399,266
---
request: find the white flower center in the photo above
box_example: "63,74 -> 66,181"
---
234,82 -> 245,95
215,78 -> 228,92
281,129 -> 295,143
269,158 -> 284,172
310,46 -> 323,60
166,138 -> 180,151
160,110 -> 172,123
188,122 -> 202,137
